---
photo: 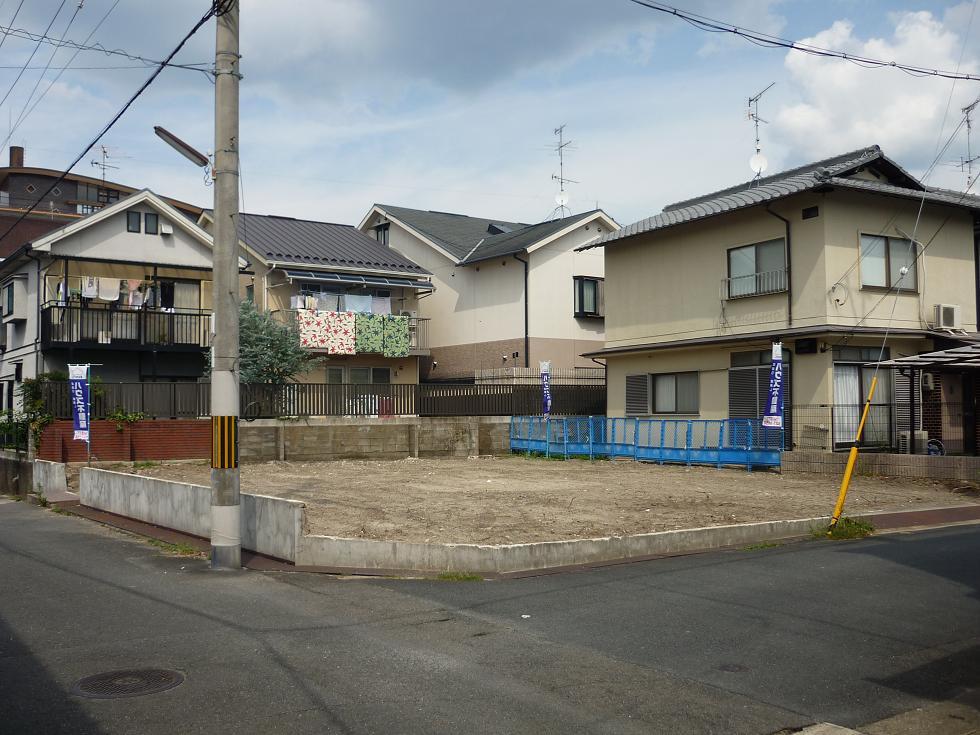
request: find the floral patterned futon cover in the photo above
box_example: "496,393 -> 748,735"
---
296,309 -> 355,354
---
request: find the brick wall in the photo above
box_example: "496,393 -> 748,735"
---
38,420 -> 211,463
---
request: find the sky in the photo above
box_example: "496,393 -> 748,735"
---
1,0 -> 978,228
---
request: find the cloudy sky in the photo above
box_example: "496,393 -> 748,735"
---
1,0 -> 978,226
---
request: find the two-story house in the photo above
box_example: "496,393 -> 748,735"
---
197,211 -> 433,386
583,146 -> 980,454
358,204 -> 619,381
0,190 -> 220,411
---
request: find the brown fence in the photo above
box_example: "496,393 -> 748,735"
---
39,381 -> 606,419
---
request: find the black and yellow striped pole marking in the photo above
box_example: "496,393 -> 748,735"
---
211,415 -> 239,469
829,375 -> 878,530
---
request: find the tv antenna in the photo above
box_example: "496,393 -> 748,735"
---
549,124 -> 578,219
959,99 -> 979,190
747,82 -> 774,181
90,145 -> 119,184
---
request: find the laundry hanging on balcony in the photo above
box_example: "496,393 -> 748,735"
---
382,315 -> 410,358
81,276 -> 98,299
97,278 -> 120,302
296,308 -> 354,354
355,313 -> 384,353
371,296 -> 391,315
344,294 -> 373,313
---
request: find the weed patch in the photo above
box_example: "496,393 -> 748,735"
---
814,517 -> 875,541
742,541 -> 781,551
146,538 -> 204,557
436,571 -> 483,582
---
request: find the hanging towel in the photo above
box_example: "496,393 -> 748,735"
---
383,315 -> 411,358
159,282 -> 175,309
81,276 -> 98,299
97,278 -> 121,302
129,290 -> 144,308
317,293 -> 340,312
305,294 -> 318,311
290,295 -> 304,310
344,293 -> 373,313
354,313 -> 384,353
371,296 -> 391,315
56,281 -> 65,306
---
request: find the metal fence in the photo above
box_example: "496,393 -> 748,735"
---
475,367 -> 606,385
511,416 -> 783,469
39,381 -> 606,419
0,419 -> 29,453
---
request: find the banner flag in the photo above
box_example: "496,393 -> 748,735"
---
68,364 -> 90,442
762,343 -> 784,429
540,361 -> 552,416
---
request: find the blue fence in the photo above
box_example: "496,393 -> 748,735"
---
509,416 -> 783,470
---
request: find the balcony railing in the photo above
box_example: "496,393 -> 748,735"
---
271,310 -> 430,354
40,302 -> 211,351
722,269 -> 788,299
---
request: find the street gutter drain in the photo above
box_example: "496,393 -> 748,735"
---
70,669 -> 185,699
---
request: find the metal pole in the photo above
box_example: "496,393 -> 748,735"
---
210,0 -> 241,569
829,375 -> 878,529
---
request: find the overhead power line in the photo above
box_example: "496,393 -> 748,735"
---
0,0 -> 231,245
627,0 -> 980,82
0,0 -> 26,55
0,0 -> 67,113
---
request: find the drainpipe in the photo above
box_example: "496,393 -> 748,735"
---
766,206 -> 792,327
513,253 -> 530,368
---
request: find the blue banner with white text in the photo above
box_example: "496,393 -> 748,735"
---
762,343 -> 783,429
68,364 -> 90,442
540,361 -> 552,416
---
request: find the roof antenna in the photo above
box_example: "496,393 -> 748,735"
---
90,145 -> 119,185
548,124 -> 578,219
747,82 -> 774,183
959,99 -> 979,190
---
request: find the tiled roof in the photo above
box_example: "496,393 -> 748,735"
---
589,145 -> 980,249
238,213 -> 428,274
375,204 -> 527,261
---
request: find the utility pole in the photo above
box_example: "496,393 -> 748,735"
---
210,0 -> 241,569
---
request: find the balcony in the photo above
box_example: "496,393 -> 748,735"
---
40,302 -> 211,351
722,269 -> 788,300
271,309 -> 430,355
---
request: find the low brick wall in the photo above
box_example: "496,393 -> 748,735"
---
38,420 -> 211,463
782,450 -> 980,483
240,416 -> 512,462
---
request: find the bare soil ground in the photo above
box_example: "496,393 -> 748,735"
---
71,456 -> 980,545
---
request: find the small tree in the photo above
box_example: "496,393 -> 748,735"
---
238,300 -> 320,383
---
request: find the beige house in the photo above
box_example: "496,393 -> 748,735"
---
357,204 -> 618,381
199,211 -> 433,386
583,146 -> 980,454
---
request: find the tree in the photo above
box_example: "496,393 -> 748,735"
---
237,300 -> 320,383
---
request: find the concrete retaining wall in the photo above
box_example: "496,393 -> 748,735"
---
240,416 -> 512,462
79,469 -> 304,562
32,460 -> 68,497
783,450 -> 980,482
0,450 -> 33,495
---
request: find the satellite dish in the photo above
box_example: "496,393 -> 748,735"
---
555,191 -> 569,206
749,152 -> 768,175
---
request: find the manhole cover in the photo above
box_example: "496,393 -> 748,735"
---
70,669 -> 184,699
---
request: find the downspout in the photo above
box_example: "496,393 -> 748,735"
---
513,253 -> 530,368
766,206 -> 792,327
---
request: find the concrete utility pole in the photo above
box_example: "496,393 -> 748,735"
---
210,0 -> 241,569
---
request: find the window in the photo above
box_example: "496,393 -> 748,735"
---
624,372 -> 698,415
144,212 -> 159,235
727,238 -> 786,298
3,284 -> 12,315
860,235 -> 916,290
374,222 -> 390,245
573,276 -> 604,318
349,366 -> 391,384
127,211 -> 141,233
326,367 -> 344,384
245,284 -> 254,303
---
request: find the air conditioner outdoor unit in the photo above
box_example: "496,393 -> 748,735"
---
401,310 -> 417,318
934,303 -> 962,330
898,430 -> 929,454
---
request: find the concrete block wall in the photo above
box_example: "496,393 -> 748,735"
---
782,450 -> 980,483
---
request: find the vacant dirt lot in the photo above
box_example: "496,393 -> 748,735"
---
80,456 -> 980,545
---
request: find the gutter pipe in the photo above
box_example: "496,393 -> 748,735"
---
513,253 -> 530,368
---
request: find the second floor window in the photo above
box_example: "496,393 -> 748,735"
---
145,212 -> 159,235
127,211 -> 141,233
860,235 -> 916,290
573,276 -> 604,318
374,222 -> 390,245
727,238 -> 786,298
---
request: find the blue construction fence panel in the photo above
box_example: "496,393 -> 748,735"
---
509,416 -> 782,469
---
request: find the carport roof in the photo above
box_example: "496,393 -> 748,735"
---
872,342 -> 980,370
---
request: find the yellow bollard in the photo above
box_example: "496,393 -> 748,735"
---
829,375 -> 878,531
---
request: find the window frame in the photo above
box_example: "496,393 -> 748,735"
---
3,283 -> 13,315
651,371 -> 699,414
726,238 -> 787,299
144,212 -> 159,235
858,234 -> 917,291
374,222 -> 390,246
573,275 -> 604,318
126,211 -> 141,233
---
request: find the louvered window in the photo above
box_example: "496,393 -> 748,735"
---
728,350 -> 792,437
625,374 -> 649,415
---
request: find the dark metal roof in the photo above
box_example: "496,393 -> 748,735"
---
376,204 -> 528,260
588,145 -> 980,250
281,269 -> 433,290
872,340 -> 980,370
460,210 -> 601,264
238,212 -> 428,275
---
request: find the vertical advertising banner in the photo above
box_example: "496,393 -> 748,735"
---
762,342 -> 784,429
68,364 -> 90,441
540,360 -> 552,416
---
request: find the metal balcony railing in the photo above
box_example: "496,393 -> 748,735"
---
722,269 -> 788,299
40,302 -> 212,351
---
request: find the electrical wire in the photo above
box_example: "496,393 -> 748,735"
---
0,23 -> 211,72
627,0 -> 980,82
0,0 -> 25,55
0,0 -> 229,245
0,0 -> 67,113
2,0 -> 86,148
1,0 -> 121,151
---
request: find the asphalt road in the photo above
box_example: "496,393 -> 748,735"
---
1,498 -> 978,735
